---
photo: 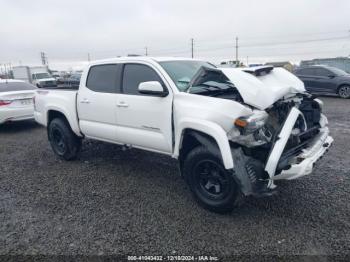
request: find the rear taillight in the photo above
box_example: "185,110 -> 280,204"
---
0,100 -> 12,106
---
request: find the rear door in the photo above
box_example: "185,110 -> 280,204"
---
115,63 -> 173,154
77,64 -> 122,142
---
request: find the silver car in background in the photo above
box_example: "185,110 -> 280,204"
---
0,79 -> 36,124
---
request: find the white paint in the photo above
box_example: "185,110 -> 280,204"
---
34,57 -> 333,185
220,67 -> 305,110
0,90 -> 35,124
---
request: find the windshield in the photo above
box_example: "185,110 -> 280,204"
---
159,60 -> 216,91
33,73 -> 50,79
329,67 -> 348,76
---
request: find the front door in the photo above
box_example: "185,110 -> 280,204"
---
115,63 -> 173,154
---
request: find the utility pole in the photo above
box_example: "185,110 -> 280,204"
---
235,37 -> 239,67
145,47 -> 148,56
246,56 -> 249,67
191,38 -> 194,58
88,53 -> 91,62
40,52 -> 48,66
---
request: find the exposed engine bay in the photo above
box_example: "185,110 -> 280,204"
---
228,95 -> 324,195
237,95 -> 322,167
185,65 -> 331,196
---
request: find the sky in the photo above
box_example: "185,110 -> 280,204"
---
0,0 -> 350,70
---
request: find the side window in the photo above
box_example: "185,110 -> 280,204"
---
86,64 -> 121,93
314,68 -> 331,77
300,68 -> 315,76
122,64 -> 164,95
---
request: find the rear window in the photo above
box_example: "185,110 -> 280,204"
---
86,64 -> 121,93
313,68 -> 331,77
0,82 -> 37,92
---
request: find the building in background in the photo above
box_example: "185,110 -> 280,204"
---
265,61 -> 294,72
300,56 -> 350,73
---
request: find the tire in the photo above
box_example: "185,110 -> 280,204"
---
48,118 -> 81,160
338,85 -> 350,99
183,146 -> 243,213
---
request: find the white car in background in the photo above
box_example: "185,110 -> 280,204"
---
0,79 -> 36,124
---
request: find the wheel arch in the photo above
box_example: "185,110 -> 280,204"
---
45,106 -> 83,137
47,110 -> 68,125
46,108 -> 82,137
174,119 -> 234,170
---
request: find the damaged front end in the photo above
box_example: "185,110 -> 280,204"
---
228,94 -> 333,197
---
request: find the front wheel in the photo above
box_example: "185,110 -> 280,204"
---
183,146 -> 243,213
338,85 -> 350,99
48,118 -> 81,160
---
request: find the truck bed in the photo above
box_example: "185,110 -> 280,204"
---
34,89 -> 82,136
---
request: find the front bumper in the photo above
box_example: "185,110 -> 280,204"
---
272,128 -> 333,181
264,107 -> 333,189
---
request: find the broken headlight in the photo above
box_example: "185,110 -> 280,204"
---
234,111 -> 269,135
229,111 -> 272,147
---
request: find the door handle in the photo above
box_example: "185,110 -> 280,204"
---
80,99 -> 90,104
116,101 -> 129,108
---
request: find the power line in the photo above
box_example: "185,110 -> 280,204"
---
194,29 -> 350,44
19,30 -> 349,67
192,35 -> 350,54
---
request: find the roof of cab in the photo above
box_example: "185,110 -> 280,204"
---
88,56 -> 204,65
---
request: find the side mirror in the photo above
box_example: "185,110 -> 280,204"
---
138,81 -> 168,97
328,74 -> 336,78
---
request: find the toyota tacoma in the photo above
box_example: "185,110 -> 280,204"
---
34,57 -> 333,213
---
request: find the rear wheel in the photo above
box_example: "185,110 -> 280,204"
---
183,146 -> 242,213
338,85 -> 350,99
48,118 -> 81,160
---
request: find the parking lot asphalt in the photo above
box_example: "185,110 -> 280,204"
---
0,96 -> 349,258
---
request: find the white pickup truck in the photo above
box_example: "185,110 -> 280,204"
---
34,57 -> 333,213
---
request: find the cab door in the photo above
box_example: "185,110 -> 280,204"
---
115,63 -> 173,154
77,64 -> 122,142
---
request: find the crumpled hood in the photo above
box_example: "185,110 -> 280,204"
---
220,67 -> 306,110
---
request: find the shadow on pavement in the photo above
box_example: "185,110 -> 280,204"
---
0,120 -> 41,134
